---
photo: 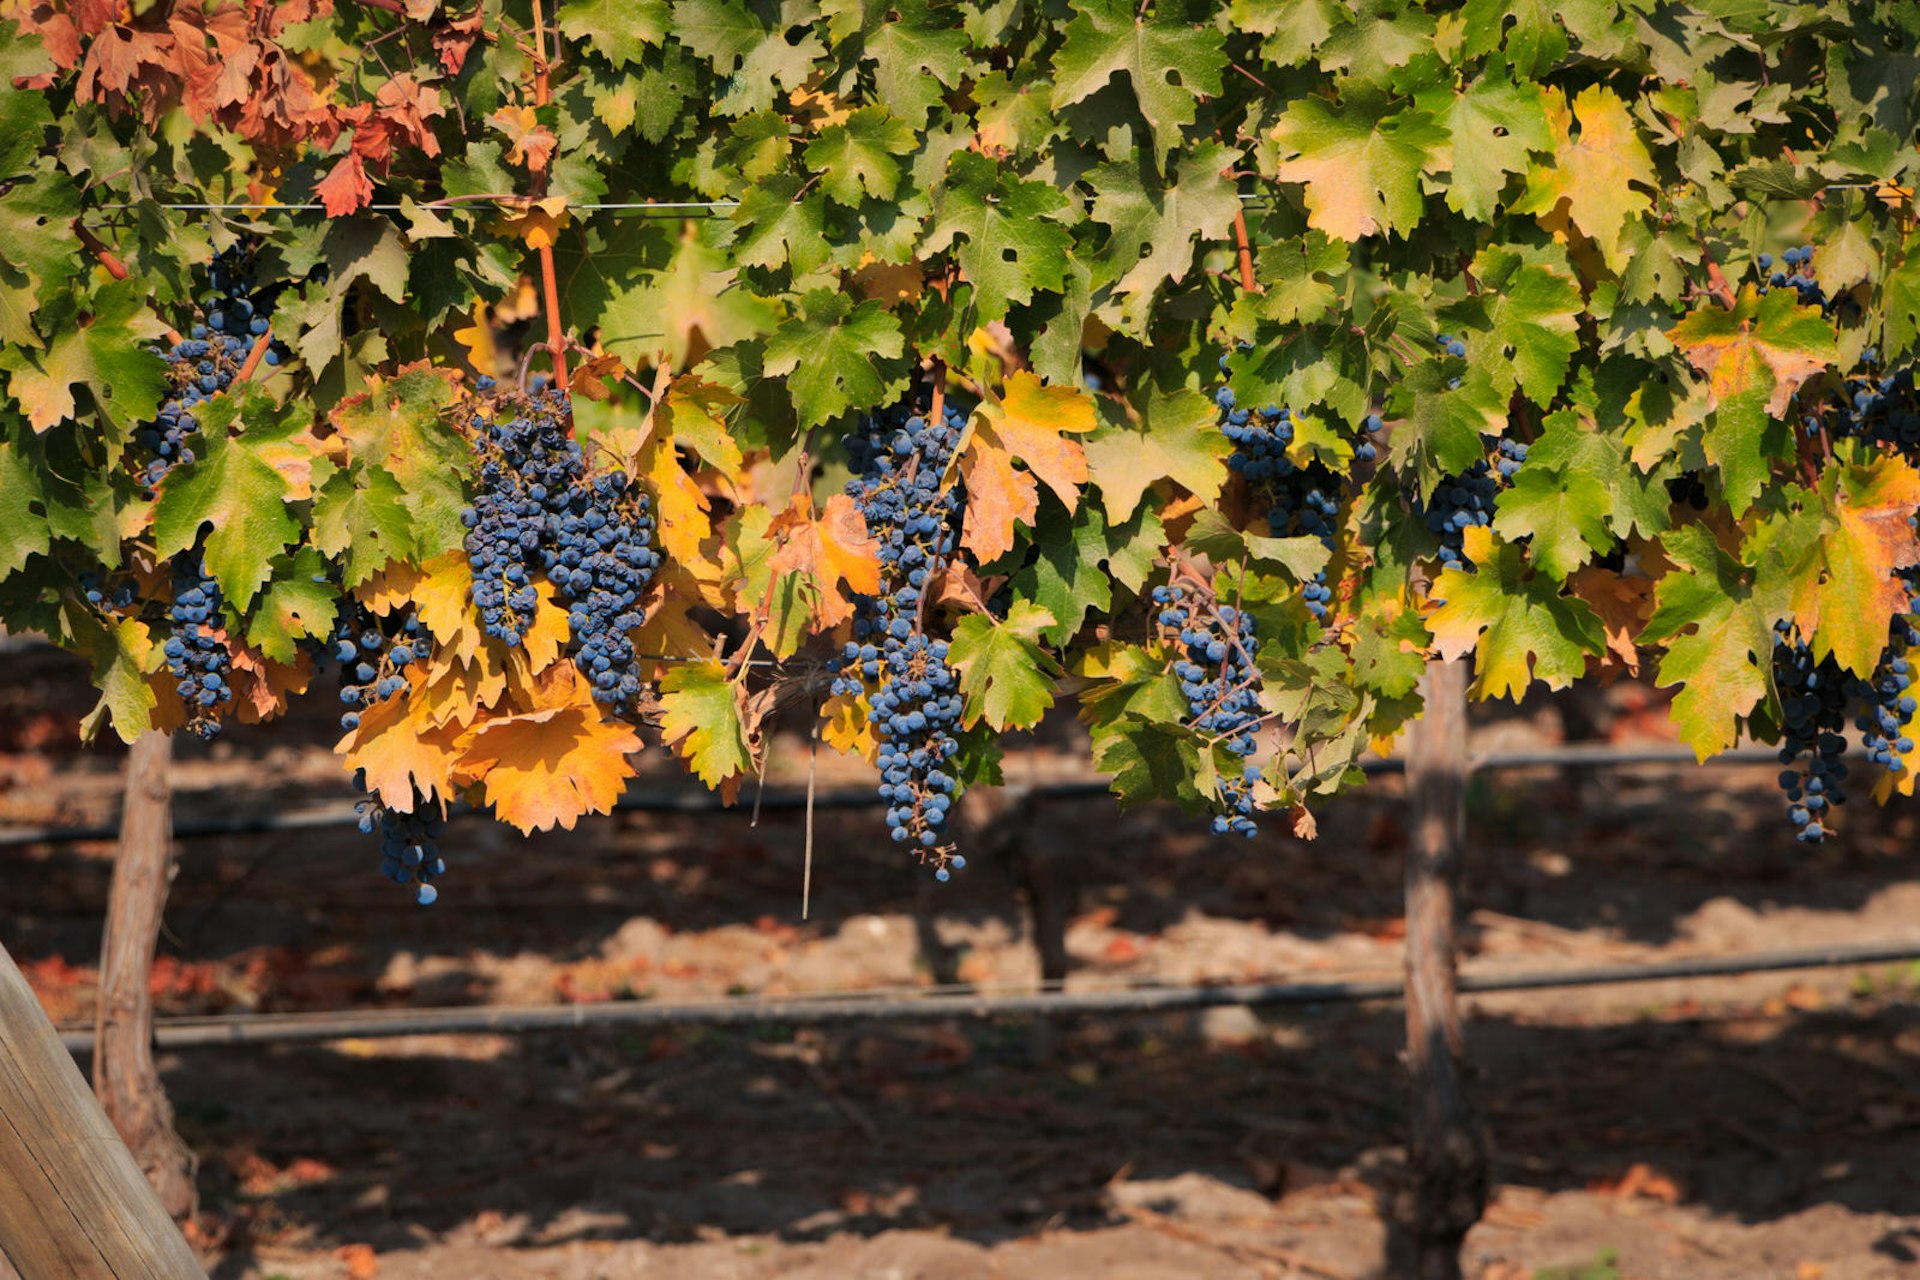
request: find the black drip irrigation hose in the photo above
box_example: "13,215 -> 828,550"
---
56,939 -> 1920,1054
0,743 -> 1797,850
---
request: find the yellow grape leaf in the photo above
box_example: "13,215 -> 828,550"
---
820,691 -> 876,759
408,550 -> 489,665
357,559 -> 425,615
655,377 -> 745,476
959,371 -> 1097,562
418,655 -> 504,731
490,196 -> 571,249
1666,286 -> 1836,420
766,492 -> 883,629
454,661 -> 641,833
516,578 -> 572,676
657,659 -> 753,792
337,671 -> 466,811
71,612 -> 163,744
636,429 -> 712,565
631,563 -> 717,678
1812,453 -> 1920,676
1511,86 -> 1656,271
488,106 -> 558,171
452,301 -> 496,374
1426,526 -> 1606,700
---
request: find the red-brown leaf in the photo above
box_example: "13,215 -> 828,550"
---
315,152 -> 374,217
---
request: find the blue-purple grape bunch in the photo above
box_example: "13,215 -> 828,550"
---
1216,387 -> 1346,621
1152,582 -> 1263,837
1414,463 -> 1499,571
134,248 -> 286,490
323,603 -> 432,733
1858,619 -> 1919,780
459,386 -> 660,710
828,397 -> 969,880
460,386 -> 588,646
1771,623 -> 1855,844
549,471 -> 658,710
162,553 -> 232,738
351,774 -> 447,907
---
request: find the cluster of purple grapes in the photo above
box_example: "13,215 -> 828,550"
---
828,397 -> 968,879
461,387 -> 588,646
162,553 -> 232,737
134,249 -> 284,490
551,472 -> 658,709
1415,463 -> 1499,570
1858,622 -> 1918,778
1771,623 -> 1854,844
1215,387 -> 1356,622
1153,583 -> 1262,837
459,387 -> 660,709
1758,245 -> 1827,309
352,776 -> 447,907
325,605 -> 431,733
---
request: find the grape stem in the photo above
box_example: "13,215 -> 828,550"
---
235,332 -> 274,383
1231,205 -> 1256,293
526,0 -> 570,392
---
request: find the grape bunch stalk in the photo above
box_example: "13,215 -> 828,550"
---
1152,580 -> 1264,837
828,396 -> 969,880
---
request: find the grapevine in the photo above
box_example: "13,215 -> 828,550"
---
0,0 -> 1915,898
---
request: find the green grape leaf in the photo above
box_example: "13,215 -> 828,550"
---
1091,712 -> 1212,812
0,428 -> 48,578
1447,244 -> 1581,404
921,151 -> 1072,323
1641,523 -> 1782,759
152,389 -> 304,613
1386,362 -> 1507,500
1086,142 -> 1243,330
1268,88 -> 1445,241
657,660 -> 753,789
1050,0 -> 1227,171
823,0 -> 972,127
69,608 -> 162,745
671,0 -> 825,115
1490,462 -> 1614,580
313,465 -> 415,589
0,279 -> 166,434
1184,507 -> 1333,583
730,173 -> 830,272
1008,498 -> 1113,647
558,0 -> 668,65
1351,609 -> 1430,699
247,547 -> 339,664
1426,526 -> 1605,700
949,600 -> 1062,731
1085,386 -> 1232,521
326,366 -> 471,572
762,289 -> 908,427
596,230 -> 775,370
804,106 -> 915,205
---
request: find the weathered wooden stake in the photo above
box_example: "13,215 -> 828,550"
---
0,942 -> 204,1278
1388,659 -> 1488,1279
93,730 -> 197,1221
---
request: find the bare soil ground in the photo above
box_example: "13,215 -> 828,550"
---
5,646 -> 1920,1279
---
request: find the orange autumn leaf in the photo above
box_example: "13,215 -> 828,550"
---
337,670 -> 466,810
765,492 -> 883,628
488,105 -> 557,171
959,371 -> 1096,562
454,661 -> 641,833
490,196 -> 570,250
227,644 -> 312,723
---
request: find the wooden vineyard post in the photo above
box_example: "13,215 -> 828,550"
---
93,730 -> 198,1221
0,943 -> 204,1278
1389,658 -> 1488,1279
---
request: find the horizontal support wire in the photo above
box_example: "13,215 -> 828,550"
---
55,938 -> 1920,1053
0,743 -> 1795,849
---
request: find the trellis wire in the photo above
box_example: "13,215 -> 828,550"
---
0,742 -> 1804,849
53,938 -> 1920,1053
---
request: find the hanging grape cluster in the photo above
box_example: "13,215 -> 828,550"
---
1216,387 -> 1344,621
459,384 -> 660,709
829,397 -> 969,879
352,778 -> 447,907
162,553 -> 232,738
1152,582 -> 1263,837
323,603 -> 432,733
